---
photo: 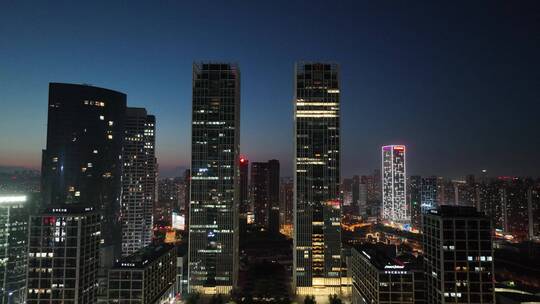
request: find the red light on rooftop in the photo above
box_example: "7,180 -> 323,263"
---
394,145 -> 405,151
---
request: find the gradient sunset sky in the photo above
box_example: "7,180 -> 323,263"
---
1,1 -> 539,177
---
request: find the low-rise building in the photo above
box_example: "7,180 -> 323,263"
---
351,244 -> 426,304
108,243 -> 176,304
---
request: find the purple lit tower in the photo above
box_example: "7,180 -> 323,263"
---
382,145 -> 408,223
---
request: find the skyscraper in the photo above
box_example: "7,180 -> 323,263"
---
294,62 -> 341,294
26,206 -> 101,304
0,195 -> 29,304
121,107 -> 156,256
421,176 -> 438,213
251,160 -> 280,229
382,145 -> 407,223
239,156 -> 249,216
188,63 -> 240,294
41,83 -> 126,262
423,206 -> 494,303
409,176 -> 422,230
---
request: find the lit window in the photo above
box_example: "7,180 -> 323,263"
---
99,115 -> 104,120
108,135 -> 113,140
108,121 -> 114,126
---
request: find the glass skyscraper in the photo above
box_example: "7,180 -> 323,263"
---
121,107 -> 156,256
382,145 -> 408,223
293,62 -> 341,295
41,83 -> 126,262
188,63 -> 240,294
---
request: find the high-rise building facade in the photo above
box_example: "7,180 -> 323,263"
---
351,244 -> 426,304
421,176 -> 438,213
121,107 -> 156,256
423,206 -> 495,303
0,195 -> 29,304
294,62 -> 341,294
409,175 -> 422,230
26,206 -> 101,304
188,63 -> 240,294
279,178 -> 294,235
382,145 -> 407,223
41,83 -> 126,262
239,156 -> 249,215
251,160 -> 280,229
108,243 -> 176,304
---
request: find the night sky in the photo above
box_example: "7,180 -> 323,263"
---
1,1 -> 539,178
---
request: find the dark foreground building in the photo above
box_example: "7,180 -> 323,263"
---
26,206 -> 101,304
41,83 -> 126,263
108,243 -> 176,304
351,244 -> 426,304
423,206 -> 495,303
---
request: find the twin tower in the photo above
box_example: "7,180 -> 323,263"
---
188,62 -> 342,295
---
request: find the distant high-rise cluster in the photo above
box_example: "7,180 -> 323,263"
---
294,62 -> 342,294
4,60 -> 539,304
382,145 -> 407,223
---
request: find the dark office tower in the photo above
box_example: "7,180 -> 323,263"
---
423,206 -> 495,304
26,206 -> 101,304
352,175 -> 360,208
421,176 -> 438,213
239,156 -> 249,215
251,160 -> 280,229
294,62 -> 341,295
251,162 -> 269,226
189,63 -> 240,294
409,176 -> 422,230
0,195 -> 29,304
121,107 -> 156,256
268,160 -> 280,210
280,178 -> 294,233
41,83 -> 126,262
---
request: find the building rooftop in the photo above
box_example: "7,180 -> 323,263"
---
113,243 -> 174,269
40,204 -> 97,215
427,205 -> 485,218
353,243 -> 423,272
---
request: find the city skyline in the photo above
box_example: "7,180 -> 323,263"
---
2,1 -> 540,178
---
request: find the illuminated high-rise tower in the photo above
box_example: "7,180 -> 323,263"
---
188,63 -> 240,294
294,62 -> 341,294
382,145 -> 407,222
121,107 -> 156,256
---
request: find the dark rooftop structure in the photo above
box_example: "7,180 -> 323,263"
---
428,205 -> 485,217
353,243 -> 423,271
113,243 -> 175,268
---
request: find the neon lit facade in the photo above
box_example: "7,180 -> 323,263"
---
188,63 -> 240,294
294,62 -> 342,294
382,145 -> 408,223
